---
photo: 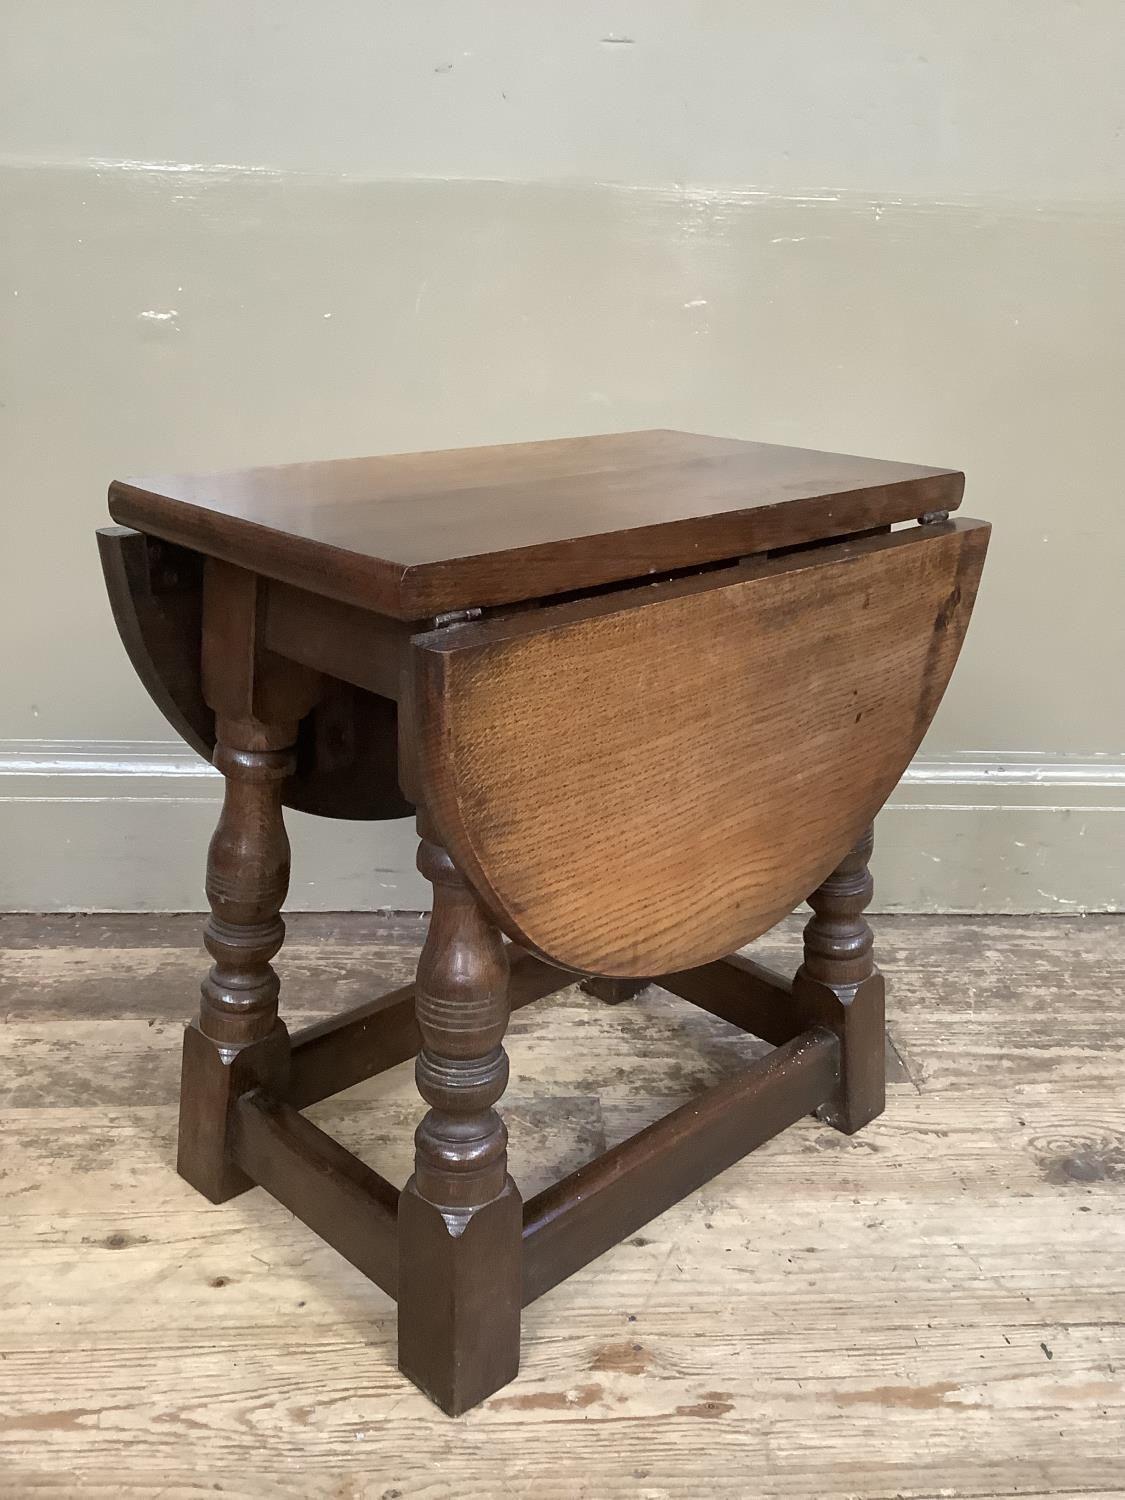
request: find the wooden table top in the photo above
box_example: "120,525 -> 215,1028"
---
109,429 -> 963,619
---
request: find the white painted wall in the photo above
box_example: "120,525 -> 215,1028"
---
4,2 -> 1125,197
1,3 -> 1122,910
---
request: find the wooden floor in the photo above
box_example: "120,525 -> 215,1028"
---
1,913 -> 1123,1499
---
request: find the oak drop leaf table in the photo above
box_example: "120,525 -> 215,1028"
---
98,429 -> 989,1415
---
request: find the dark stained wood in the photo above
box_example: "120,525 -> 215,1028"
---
98,526 -> 413,822
287,678 -> 413,822
176,563 -> 320,1203
232,1090 -> 400,1299
397,812 -> 523,1416
177,722 -> 296,1202
661,952 -> 908,1085
287,947 -> 573,1110
413,520 -> 990,975
108,430 -> 965,618
100,429 -> 989,1419
97,525 -> 213,758
263,580 -> 412,701
521,1028 -> 840,1306
176,1021 -> 291,1206
659,954 -> 800,1046
199,560 -> 322,750
261,580 -> 415,819
793,826 -> 887,1134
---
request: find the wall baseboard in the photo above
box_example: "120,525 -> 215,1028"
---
1,740 -> 1120,914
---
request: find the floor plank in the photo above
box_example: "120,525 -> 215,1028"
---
0,914 -> 1122,1497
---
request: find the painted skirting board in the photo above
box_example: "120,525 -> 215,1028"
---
0,740 -> 1121,914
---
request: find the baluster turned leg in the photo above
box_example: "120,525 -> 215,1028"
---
397,810 -> 522,1415
793,824 -> 886,1134
176,558 -> 319,1204
177,721 -> 296,1202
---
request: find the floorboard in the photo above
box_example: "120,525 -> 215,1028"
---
0,913 -> 1122,1497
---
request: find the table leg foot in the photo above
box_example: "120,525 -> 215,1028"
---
177,1020 -> 290,1203
398,1181 -> 522,1415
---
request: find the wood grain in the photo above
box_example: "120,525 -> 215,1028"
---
232,1089 -> 400,1298
107,429 -> 964,617
1,913 -> 1122,1496
414,521 -> 989,974
522,1027 -> 840,1304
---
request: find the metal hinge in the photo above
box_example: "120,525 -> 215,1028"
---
430,607 -> 483,629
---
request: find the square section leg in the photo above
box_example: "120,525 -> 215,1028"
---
398,1181 -> 522,1416
177,1019 -> 290,1203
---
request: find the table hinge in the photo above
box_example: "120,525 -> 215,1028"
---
431,608 -> 483,629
